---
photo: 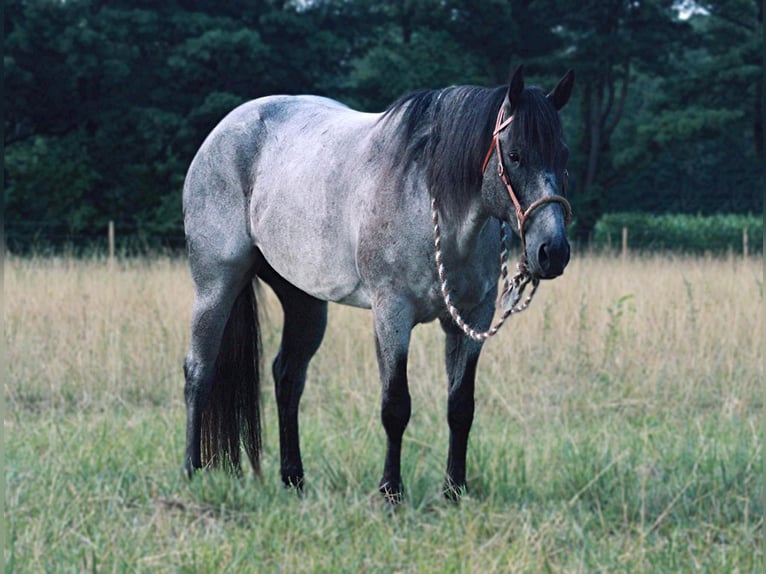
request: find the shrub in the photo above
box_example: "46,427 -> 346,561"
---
593,212 -> 762,254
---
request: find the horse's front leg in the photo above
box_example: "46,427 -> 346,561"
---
372,296 -> 415,505
440,298 -> 494,500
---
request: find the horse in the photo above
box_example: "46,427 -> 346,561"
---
182,64 -> 574,502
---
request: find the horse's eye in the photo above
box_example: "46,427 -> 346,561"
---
508,151 -> 520,164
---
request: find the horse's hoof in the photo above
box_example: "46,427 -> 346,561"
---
443,480 -> 467,502
282,474 -> 305,491
183,461 -> 197,481
379,480 -> 404,506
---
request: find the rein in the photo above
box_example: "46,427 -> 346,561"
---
432,107 -> 572,342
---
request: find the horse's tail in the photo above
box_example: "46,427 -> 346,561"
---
201,280 -> 262,477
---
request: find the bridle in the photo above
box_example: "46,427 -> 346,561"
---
430,105 -> 573,342
481,107 -> 572,258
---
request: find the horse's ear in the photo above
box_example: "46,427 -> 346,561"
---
506,64 -> 525,114
547,70 -> 575,110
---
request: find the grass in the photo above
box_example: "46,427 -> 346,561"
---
4,251 -> 763,572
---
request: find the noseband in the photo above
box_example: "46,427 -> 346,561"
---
481,107 -> 572,258
431,106 -> 573,342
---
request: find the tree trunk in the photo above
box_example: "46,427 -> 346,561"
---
574,65 -> 631,243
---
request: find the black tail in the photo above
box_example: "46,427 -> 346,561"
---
201,281 -> 262,477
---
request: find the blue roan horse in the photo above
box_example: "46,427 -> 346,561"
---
183,65 -> 574,501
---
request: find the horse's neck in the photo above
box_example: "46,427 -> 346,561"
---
439,195 -> 494,264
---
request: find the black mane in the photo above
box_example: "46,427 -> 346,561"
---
379,85 -> 504,216
378,83 -> 564,217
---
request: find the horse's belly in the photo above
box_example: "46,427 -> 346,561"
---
252,218 -> 372,308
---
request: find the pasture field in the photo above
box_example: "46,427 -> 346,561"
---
4,252 -> 763,572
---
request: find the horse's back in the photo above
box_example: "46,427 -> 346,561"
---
184,95 -> 356,199
184,95 -> 383,306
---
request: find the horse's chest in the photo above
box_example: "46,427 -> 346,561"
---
430,256 -> 497,315
358,226 -> 498,322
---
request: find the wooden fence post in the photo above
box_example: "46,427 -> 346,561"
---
108,220 -> 115,269
742,227 -> 748,259
621,226 -> 628,260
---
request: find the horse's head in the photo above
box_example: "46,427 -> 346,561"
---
482,65 -> 574,280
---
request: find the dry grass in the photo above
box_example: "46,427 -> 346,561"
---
4,251 -> 762,572
6,252 -> 759,418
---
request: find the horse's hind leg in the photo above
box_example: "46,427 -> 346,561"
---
183,248 -> 259,476
182,123 -> 267,477
259,266 -> 328,489
183,177 -> 260,476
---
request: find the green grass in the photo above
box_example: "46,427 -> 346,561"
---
5,253 -> 763,572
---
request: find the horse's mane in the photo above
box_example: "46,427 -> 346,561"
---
378,84 -> 564,216
379,86 -> 503,215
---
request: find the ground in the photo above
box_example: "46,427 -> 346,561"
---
5,252 -> 762,572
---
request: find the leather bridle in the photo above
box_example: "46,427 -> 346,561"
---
429,103 -> 575,341
481,107 -> 572,251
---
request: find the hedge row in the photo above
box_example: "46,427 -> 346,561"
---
592,212 -> 762,254
7,212 -> 763,256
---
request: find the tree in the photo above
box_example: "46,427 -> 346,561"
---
690,0 -> 763,158
543,0 -> 691,241
4,0 -> 762,250
4,0 -> 352,248
606,0 -> 763,216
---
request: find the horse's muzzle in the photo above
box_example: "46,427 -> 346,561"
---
532,236 -> 570,279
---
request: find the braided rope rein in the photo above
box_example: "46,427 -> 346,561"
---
431,197 -> 539,342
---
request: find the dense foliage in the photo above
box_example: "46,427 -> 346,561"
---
4,0 -> 763,250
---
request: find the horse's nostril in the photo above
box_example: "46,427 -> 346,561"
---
538,243 -> 552,273
537,241 -> 570,277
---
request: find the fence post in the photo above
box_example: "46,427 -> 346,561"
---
621,226 -> 628,260
108,220 -> 115,269
742,227 -> 748,259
